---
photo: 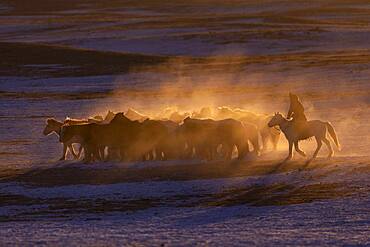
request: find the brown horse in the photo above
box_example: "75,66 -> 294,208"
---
43,118 -> 83,160
61,113 -> 142,162
180,117 -> 249,160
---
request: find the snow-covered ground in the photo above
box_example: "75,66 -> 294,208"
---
0,158 -> 369,246
1,198 -> 369,246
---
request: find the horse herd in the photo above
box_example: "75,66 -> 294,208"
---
43,107 -> 281,163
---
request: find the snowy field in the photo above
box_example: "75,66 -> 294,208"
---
0,157 -> 370,246
0,1 -> 370,246
0,197 -> 369,246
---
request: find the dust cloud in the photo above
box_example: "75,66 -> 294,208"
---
85,55 -> 369,157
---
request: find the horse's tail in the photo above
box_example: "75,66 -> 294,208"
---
326,122 -> 341,150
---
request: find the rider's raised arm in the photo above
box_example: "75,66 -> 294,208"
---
287,104 -> 293,119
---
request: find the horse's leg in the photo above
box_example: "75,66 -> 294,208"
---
158,149 -> 163,160
285,141 -> 293,161
92,146 -> 99,162
236,144 -> 245,160
83,145 -> 92,163
240,140 -> 250,159
147,151 -> 151,161
149,150 -> 155,160
102,146 -> 107,161
102,146 -> 108,161
294,141 -> 306,157
225,144 -> 233,160
205,146 -> 211,161
59,143 -> 67,160
261,132 -> 269,151
322,137 -> 333,158
216,145 -> 221,160
107,147 -> 115,161
312,137 -> 322,159
143,151 -> 149,161
76,144 -> 83,159
184,143 -> 193,159
272,132 -> 280,151
97,146 -> 104,161
69,144 -> 78,159
246,140 -> 251,153
251,138 -> 260,156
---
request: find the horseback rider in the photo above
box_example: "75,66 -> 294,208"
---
287,93 -> 307,134
287,93 -> 307,121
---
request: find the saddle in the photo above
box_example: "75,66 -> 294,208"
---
292,119 -> 311,140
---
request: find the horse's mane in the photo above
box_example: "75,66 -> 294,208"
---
184,117 -> 214,124
125,108 -> 148,119
64,117 -> 86,122
112,112 -> 131,122
90,115 -> 103,121
274,112 -> 290,121
47,118 -> 63,125
63,117 -> 90,126
104,111 -> 115,120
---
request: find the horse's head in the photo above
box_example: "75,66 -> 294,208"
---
104,110 -> 116,122
63,116 -> 73,125
43,118 -> 60,135
268,112 -> 284,127
111,112 -> 130,124
183,116 -> 191,123
180,116 -> 194,128
93,115 -> 104,121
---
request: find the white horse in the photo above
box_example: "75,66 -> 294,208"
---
268,113 -> 340,161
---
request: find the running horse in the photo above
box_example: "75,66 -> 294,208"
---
268,113 -> 340,161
